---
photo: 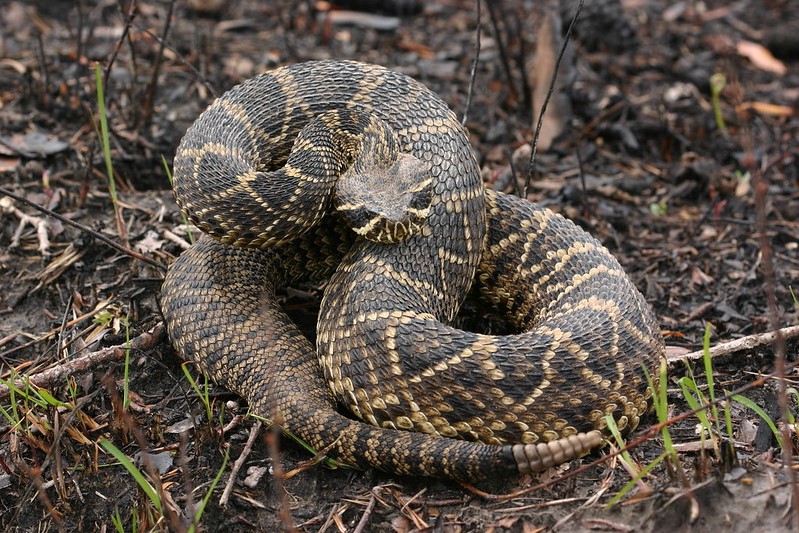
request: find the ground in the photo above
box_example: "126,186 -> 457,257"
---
1,0 -> 798,531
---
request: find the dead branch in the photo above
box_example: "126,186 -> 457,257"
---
353,490 -> 378,533
0,323 -> 165,400
485,1 -> 518,104
666,324 -> 799,365
461,0 -> 482,125
142,0 -> 176,125
220,420 -> 262,508
524,0 -> 584,197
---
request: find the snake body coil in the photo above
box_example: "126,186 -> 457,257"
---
161,60 -> 664,481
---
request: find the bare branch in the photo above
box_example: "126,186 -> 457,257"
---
0,323 -> 165,400
666,325 -> 799,365
462,0 -> 482,125
524,0 -> 584,197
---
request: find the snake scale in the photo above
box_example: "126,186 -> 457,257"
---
160,60 -> 664,481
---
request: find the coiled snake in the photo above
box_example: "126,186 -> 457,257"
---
160,60 -> 664,481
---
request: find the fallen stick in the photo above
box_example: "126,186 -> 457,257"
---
0,322 -> 165,400
220,420 -> 262,508
667,324 -> 799,365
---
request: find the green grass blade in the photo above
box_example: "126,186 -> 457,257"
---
677,376 -> 712,434
702,323 -> 722,434
723,399 -> 734,441
604,414 -> 637,471
248,413 -> 350,470
0,403 -> 20,428
644,359 -> 676,460
94,65 -> 117,204
181,364 -> 212,421
100,438 -> 163,513
122,316 -> 130,411
731,393 -> 783,448
0,376 -> 64,410
607,451 -> 668,507
110,507 -> 125,533
702,324 -> 716,403
189,447 -> 230,533
161,155 -> 194,244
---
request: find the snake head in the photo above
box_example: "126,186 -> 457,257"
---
335,151 -> 432,244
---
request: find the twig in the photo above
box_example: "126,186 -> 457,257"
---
0,299 -> 114,358
265,421 -> 296,531
666,325 -> 799,365
524,0 -> 583,197
5,392 -> 98,529
353,491 -> 377,533
0,323 -> 165,400
461,0 -> 482,125
133,23 -> 217,99
752,146 -> 799,526
0,186 -> 166,272
103,0 -> 138,92
17,461 -> 64,532
221,414 -> 244,435
1,197 -> 51,255
485,0 -> 518,103
142,0 -> 175,125
177,432 -> 197,529
219,420 -> 262,507
510,5 -> 531,110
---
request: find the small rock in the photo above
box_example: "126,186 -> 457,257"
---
243,465 -> 269,488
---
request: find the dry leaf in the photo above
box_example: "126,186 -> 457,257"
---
0,132 -> 69,157
329,10 -> 401,31
390,515 -> 411,533
496,516 -> 520,528
135,450 -> 174,475
135,230 -> 165,254
689,265 -> 714,285
665,346 -> 691,360
165,416 -> 199,434
738,418 -> 758,444
522,521 -> 545,533
736,40 -> 787,75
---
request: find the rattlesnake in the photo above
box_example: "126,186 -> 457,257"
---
160,60 -> 663,481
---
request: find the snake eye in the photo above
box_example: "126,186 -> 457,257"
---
340,205 -> 376,235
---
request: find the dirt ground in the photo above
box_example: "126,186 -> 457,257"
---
1,0 -> 798,531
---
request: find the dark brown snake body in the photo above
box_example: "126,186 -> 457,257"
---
160,60 -> 664,481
